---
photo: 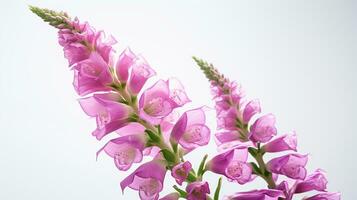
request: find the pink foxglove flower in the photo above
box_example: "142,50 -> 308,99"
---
225,189 -> 285,200
249,114 -> 277,143
267,154 -> 308,180
294,169 -> 328,193
73,52 -> 113,96
115,47 -> 136,83
127,56 -> 156,95
206,145 -> 252,184
96,133 -> 147,171
242,99 -> 261,123
262,132 -> 297,153
79,93 -> 132,140
171,107 -> 210,151
215,130 -> 241,145
58,17 -> 116,66
121,160 -> 167,200
303,192 -> 341,200
171,161 -> 192,185
186,181 -> 210,200
276,169 -> 328,200
139,79 -> 189,125
217,108 -> 239,131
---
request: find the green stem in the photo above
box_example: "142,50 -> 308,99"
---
251,149 -> 276,189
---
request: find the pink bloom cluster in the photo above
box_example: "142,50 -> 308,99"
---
197,58 -> 340,200
54,16 -> 212,200
31,6 -> 340,200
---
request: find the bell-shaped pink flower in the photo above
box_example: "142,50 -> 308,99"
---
159,193 -> 179,200
206,145 -> 252,184
304,192 -> 341,200
226,189 -> 285,200
294,169 -> 328,193
139,80 -> 186,125
242,99 -> 261,123
171,161 -> 192,185
167,78 -> 191,107
215,130 -> 241,145
128,55 -> 156,95
73,52 -> 113,96
262,132 -> 297,153
96,133 -> 147,171
116,47 -> 136,83
267,154 -> 308,180
186,181 -> 210,200
121,159 -> 167,200
171,107 -> 210,151
79,92 -> 132,140
160,111 -> 180,134
217,108 -> 238,131
249,114 -> 277,143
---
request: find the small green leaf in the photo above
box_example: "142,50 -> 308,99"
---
173,185 -> 187,198
197,154 -> 208,177
161,149 -> 176,163
248,147 -> 258,157
213,177 -> 222,200
186,170 -> 197,182
145,129 -> 160,143
250,162 -> 261,175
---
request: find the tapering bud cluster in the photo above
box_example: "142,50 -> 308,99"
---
192,57 -> 227,87
29,6 -> 72,29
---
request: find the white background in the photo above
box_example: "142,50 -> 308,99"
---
0,0 -> 355,199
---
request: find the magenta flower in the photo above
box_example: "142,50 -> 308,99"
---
121,159 -> 167,200
304,192 -> 341,200
242,99 -> 261,123
186,181 -> 210,200
267,154 -> 308,180
262,132 -> 297,153
171,161 -> 192,185
226,189 -> 285,200
127,55 -> 156,95
139,79 -> 189,125
116,47 -> 136,83
58,18 -> 116,66
217,108 -> 238,131
294,169 -> 328,193
215,130 -> 241,145
249,114 -> 277,143
159,193 -> 180,200
167,78 -> 191,107
79,93 -> 132,140
96,133 -> 147,171
73,52 -> 113,96
171,107 -> 210,151
160,111 -> 180,133
206,145 -> 252,184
